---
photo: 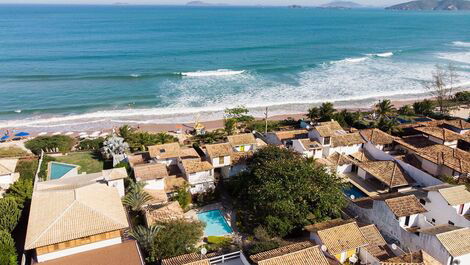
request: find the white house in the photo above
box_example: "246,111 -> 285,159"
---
413,127 -> 461,148
358,224 -> 396,264
443,119 -> 470,135
133,163 -> 169,204
178,159 -> 214,194
148,142 -> 183,166
291,138 -> 322,158
423,184 -> 470,227
0,158 -> 19,197
264,129 -> 308,146
414,225 -> 470,265
359,128 -> 396,152
227,133 -> 257,152
249,241 -> 330,265
204,143 -> 232,179
356,160 -> 415,192
308,120 -> 345,145
100,167 -> 128,197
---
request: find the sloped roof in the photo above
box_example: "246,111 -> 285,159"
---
414,127 -> 462,142
127,153 -> 149,167
252,243 -> 330,265
25,183 -> 128,250
300,139 -> 322,150
380,250 -> 442,265
437,185 -> 470,206
384,195 -> 427,217
145,201 -> 184,225
306,219 -> 368,255
148,142 -> 181,159
205,143 -> 232,158
418,224 -> 462,235
179,148 -> 201,160
0,158 -> 18,175
134,163 -> 169,181
435,227 -> 470,257
35,172 -> 103,191
181,160 -> 213,174
144,189 -> 168,205
37,240 -> 144,265
164,175 -> 187,193
360,128 -> 396,145
326,152 -> 353,166
359,160 -> 414,188
162,253 -> 213,265
359,224 -> 393,260
227,133 -> 256,146
102,167 -> 128,181
350,150 -> 373,162
314,121 -> 344,137
444,119 -> 470,130
331,132 -> 365,148
274,130 -> 309,141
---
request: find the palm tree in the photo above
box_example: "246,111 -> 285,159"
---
129,225 -> 161,255
306,107 -> 320,123
319,102 -> 336,121
122,181 -> 152,212
118,125 -> 135,140
375,99 -> 395,119
376,117 -> 401,134
155,132 -> 177,144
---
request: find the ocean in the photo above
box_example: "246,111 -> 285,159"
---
0,5 -> 469,131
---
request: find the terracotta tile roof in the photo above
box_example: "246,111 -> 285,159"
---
306,219 -> 368,255
134,163 -> 169,181
331,133 -> 365,148
144,189 -> 168,205
0,158 -> 18,175
25,183 -> 128,250
231,150 -> 254,164
205,143 -> 232,158
384,195 -> 427,217
250,241 -> 329,265
360,129 -> 396,145
37,240 -> 144,265
148,142 -> 181,159
274,130 -> 309,141
418,224 -> 462,235
359,224 -> 393,260
380,250 -> 442,265
444,119 -> 470,130
179,148 -> 201,160
435,227 -> 470,257
162,253 -> 214,265
326,152 -> 353,166
359,160 -> 414,188
305,219 -> 355,232
414,127 -> 462,142
350,150 -> 372,162
436,185 -> 470,206
300,139 -> 322,150
395,137 -> 470,174
181,160 -> 213,174
128,153 -> 149,167
145,201 -> 184,225
102,167 -> 128,181
164,175 -> 187,193
227,133 -> 256,146
314,121 -> 344,137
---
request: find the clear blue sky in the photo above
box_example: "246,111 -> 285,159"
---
0,0 -> 405,7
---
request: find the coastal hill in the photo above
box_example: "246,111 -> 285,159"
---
386,0 -> 470,10
320,1 -> 363,8
186,1 -> 229,6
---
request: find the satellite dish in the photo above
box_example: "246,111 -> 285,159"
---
321,245 -> 328,252
391,243 -> 397,250
200,247 -> 207,256
349,255 -> 358,263
350,195 -> 356,200
453,260 -> 460,265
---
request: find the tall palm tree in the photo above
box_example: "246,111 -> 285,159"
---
129,225 -> 161,255
306,107 -> 320,123
375,99 -> 395,119
122,182 -> 152,212
319,102 -> 336,121
376,117 -> 401,134
156,132 -> 177,144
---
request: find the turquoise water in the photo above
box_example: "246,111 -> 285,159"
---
197,210 -> 233,236
0,5 -> 469,130
49,162 -> 76,180
343,185 -> 367,199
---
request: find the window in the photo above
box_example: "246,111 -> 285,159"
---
404,216 -> 410,226
448,221 -> 455,225
419,199 -> 426,205
218,156 -> 224,165
459,204 -> 464,215
160,149 -> 166,153
240,145 -> 245,152
324,137 -> 331,145
351,164 -> 358,173
432,218 -> 436,223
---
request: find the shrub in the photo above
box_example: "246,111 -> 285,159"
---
0,197 -> 21,233
398,105 -> 415,116
5,179 -> 33,207
0,147 -> 29,158
174,186 -> 191,210
78,137 -> 105,151
413,99 -> 435,116
246,240 -> 280,256
454,91 -> 470,103
38,156 -> 56,180
0,230 -> 17,265
25,135 -> 76,154
15,159 -> 38,181
207,236 -> 231,245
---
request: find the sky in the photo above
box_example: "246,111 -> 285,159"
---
0,0 -> 406,7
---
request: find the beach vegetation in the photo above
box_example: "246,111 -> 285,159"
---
413,99 -> 435,116
192,129 -> 225,144
398,104 -> 415,116
423,64 -> 457,114
224,118 -> 236,135
78,137 -> 105,151
0,197 -> 21,233
375,99 -> 395,118
318,102 -> 336,121
306,106 -> 320,123
224,105 -> 255,133
454,91 -> 470,103
0,147 -> 29,158
55,152 -> 103,174
118,125 -> 178,151
25,135 -> 76,155
15,159 -> 38,181
376,117 -> 401,134
0,230 -> 17,265
230,145 -> 346,237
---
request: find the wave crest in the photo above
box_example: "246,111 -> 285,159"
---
180,69 -> 245,77
452,41 -> 470,48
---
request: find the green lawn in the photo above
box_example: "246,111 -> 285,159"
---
55,152 -> 104,174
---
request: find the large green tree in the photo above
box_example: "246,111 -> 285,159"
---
0,197 -> 21,233
231,146 -> 346,237
4,179 -> 33,207
318,102 -> 336,121
0,230 -> 17,265
375,99 -> 395,118
413,99 -> 435,116
25,135 -> 76,154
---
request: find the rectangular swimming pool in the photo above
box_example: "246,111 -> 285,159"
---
197,209 -> 233,237
49,162 -> 77,180
343,185 -> 367,200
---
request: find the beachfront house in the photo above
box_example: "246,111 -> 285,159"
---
24,183 -> 144,264
443,119 -> 470,135
423,184 -> 470,227
306,219 -> 368,264
358,224 -> 395,264
204,143 -> 232,179
178,159 -> 214,194
360,128 -> 396,152
264,129 -> 308,147
0,158 -> 19,197
249,241 -> 330,265
413,127 -> 462,148
356,160 -> 415,192
133,163 -> 170,205
148,142 -> 183,166
291,138 -> 323,158
227,133 -> 257,152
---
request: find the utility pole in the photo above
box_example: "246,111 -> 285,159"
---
264,107 -> 268,135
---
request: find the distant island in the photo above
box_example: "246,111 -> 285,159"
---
387,0 -> 470,10
320,1 -> 363,8
186,1 -> 229,6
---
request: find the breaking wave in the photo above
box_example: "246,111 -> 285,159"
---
180,69 -> 245,77
452,41 -> 470,48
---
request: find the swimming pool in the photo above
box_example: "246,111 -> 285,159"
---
343,185 -> 367,200
49,162 -> 77,180
197,210 -> 233,237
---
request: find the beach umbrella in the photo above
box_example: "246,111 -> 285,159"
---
52,132 -> 62,136
65,132 -> 74,135
38,132 -> 47,136
1,135 -> 9,141
14,132 -> 29,137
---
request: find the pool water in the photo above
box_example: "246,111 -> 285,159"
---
343,185 -> 367,200
50,162 -> 76,180
197,210 -> 233,236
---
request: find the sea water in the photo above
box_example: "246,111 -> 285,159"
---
0,5 -> 469,130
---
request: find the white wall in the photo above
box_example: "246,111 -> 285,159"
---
210,156 -> 231,168
329,144 -> 362,157
155,157 -> 178,166
291,140 -> 321,159
425,191 -> 470,227
36,237 -> 122,262
144,178 -> 165,190
233,144 -> 255,152
0,174 -> 13,185
187,170 -> 214,185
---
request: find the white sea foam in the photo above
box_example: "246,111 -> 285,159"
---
14,110 -> 21,113
437,52 -> 470,64
130,73 -> 141,78
375,52 -> 394,57
180,69 -> 245,77
335,57 -> 369,64
452,41 -> 470,48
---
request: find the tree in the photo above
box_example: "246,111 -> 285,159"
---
413,99 -> 435,116
224,118 -> 236,135
192,130 -> 225,144
149,219 -> 204,260
25,135 -> 76,154
0,197 -> 21,233
306,107 -> 320,123
174,186 -> 191,210
0,230 -> 17,265
375,99 -> 395,118
129,225 -> 161,262
5,179 -> 33,207
101,136 -> 129,160
454,91 -> 470,103
118,124 -> 136,140
318,102 -> 336,121
423,64 -> 458,114
398,104 -> 414,116
122,189 -> 152,212
78,137 -> 105,151
231,146 -> 346,237
224,106 -> 255,133
376,117 -> 401,134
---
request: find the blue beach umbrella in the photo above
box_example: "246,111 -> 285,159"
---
1,135 -> 9,140
15,132 -> 30,137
